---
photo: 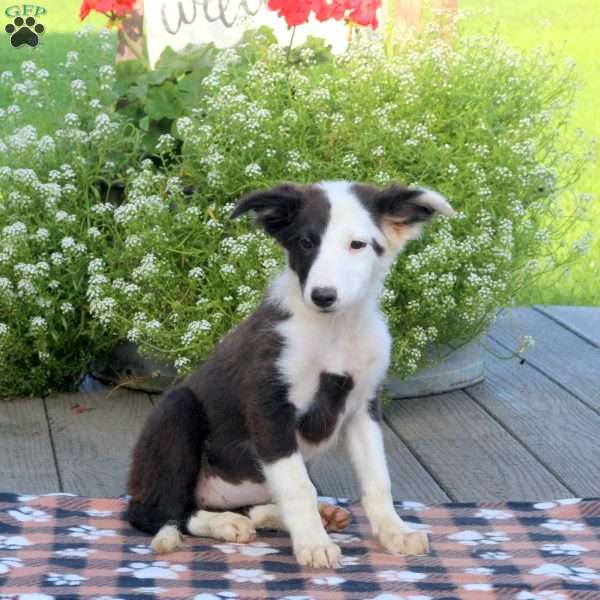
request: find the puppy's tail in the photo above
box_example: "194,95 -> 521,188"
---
126,385 -> 210,553
151,521 -> 185,554
127,502 -> 192,553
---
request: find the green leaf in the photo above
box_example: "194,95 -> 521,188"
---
177,69 -> 209,107
155,45 -> 192,76
115,59 -> 148,96
139,115 -> 150,131
143,81 -> 183,120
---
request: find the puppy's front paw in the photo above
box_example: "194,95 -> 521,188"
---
379,524 -> 429,556
294,541 -> 342,568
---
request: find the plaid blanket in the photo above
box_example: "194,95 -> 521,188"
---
1,493 -> 599,599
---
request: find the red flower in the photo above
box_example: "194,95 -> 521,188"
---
268,0 -> 381,29
348,0 -> 379,28
79,0 -> 135,21
268,0 -> 312,28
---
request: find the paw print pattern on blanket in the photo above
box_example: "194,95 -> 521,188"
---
214,541 -> 279,557
1,494 -> 600,598
447,529 -> 509,545
67,525 -> 116,540
8,506 -> 50,523
0,557 -> 23,575
0,535 -> 32,550
540,519 -> 586,532
45,572 -> 87,586
117,561 -> 187,579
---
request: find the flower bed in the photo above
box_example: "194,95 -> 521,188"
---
0,26 -> 589,396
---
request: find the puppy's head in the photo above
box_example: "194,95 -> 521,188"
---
232,181 -> 454,313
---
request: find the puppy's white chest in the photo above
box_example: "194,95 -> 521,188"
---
277,312 -> 390,415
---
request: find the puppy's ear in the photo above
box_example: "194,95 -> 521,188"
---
373,186 -> 454,250
231,184 -> 303,239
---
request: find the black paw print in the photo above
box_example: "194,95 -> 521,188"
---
5,16 -> 44,48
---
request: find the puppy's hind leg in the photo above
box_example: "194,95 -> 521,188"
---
126,387 -> 209,554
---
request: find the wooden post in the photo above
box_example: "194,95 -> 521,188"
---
117,0 -> 145,63
395,0 -> 424,32
430,0 -> 458,42
389,0 -> 458,42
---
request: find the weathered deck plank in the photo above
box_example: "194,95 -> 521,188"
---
467,337 -> 600,497
386,390 -> 571,502
0,397 -> 60,494
2,307 -> 599,503
490,308 -> 600,411
309,423 -> 450,503
535,305 -> 600,348
45,385 -> 153,496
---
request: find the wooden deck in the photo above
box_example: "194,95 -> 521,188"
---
1,306 -> 599,503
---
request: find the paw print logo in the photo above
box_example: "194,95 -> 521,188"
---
5,16 -> 44,48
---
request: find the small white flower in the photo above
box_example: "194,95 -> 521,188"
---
60,302 -> 74,314
189,266 -> 205,280
29,316 -> 47,333
64,112 -> 80,127
71,79 -> 87,98
174,356 -> 191,373
244,163 -> 262,177
157,133 -> 175,152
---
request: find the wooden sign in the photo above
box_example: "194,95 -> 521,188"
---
143,0 -> 351,67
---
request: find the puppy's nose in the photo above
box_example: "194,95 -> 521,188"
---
311,287 -> 337,309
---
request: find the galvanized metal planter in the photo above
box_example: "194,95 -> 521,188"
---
91,336 -> 486,397
385,336 -> 485,398
90,341 -> 178,393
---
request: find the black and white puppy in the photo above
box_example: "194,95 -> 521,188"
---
127,180 -> 454,568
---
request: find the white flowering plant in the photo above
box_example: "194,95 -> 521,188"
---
0,31 -> 143,395
0,27 -> 591,396
174,31 -> 590,375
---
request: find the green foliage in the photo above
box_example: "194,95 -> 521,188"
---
115,43 -> 218,154
0,27 -> 592,396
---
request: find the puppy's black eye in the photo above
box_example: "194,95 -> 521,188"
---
299,236 -> 314,251
350,240 -> 367,250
